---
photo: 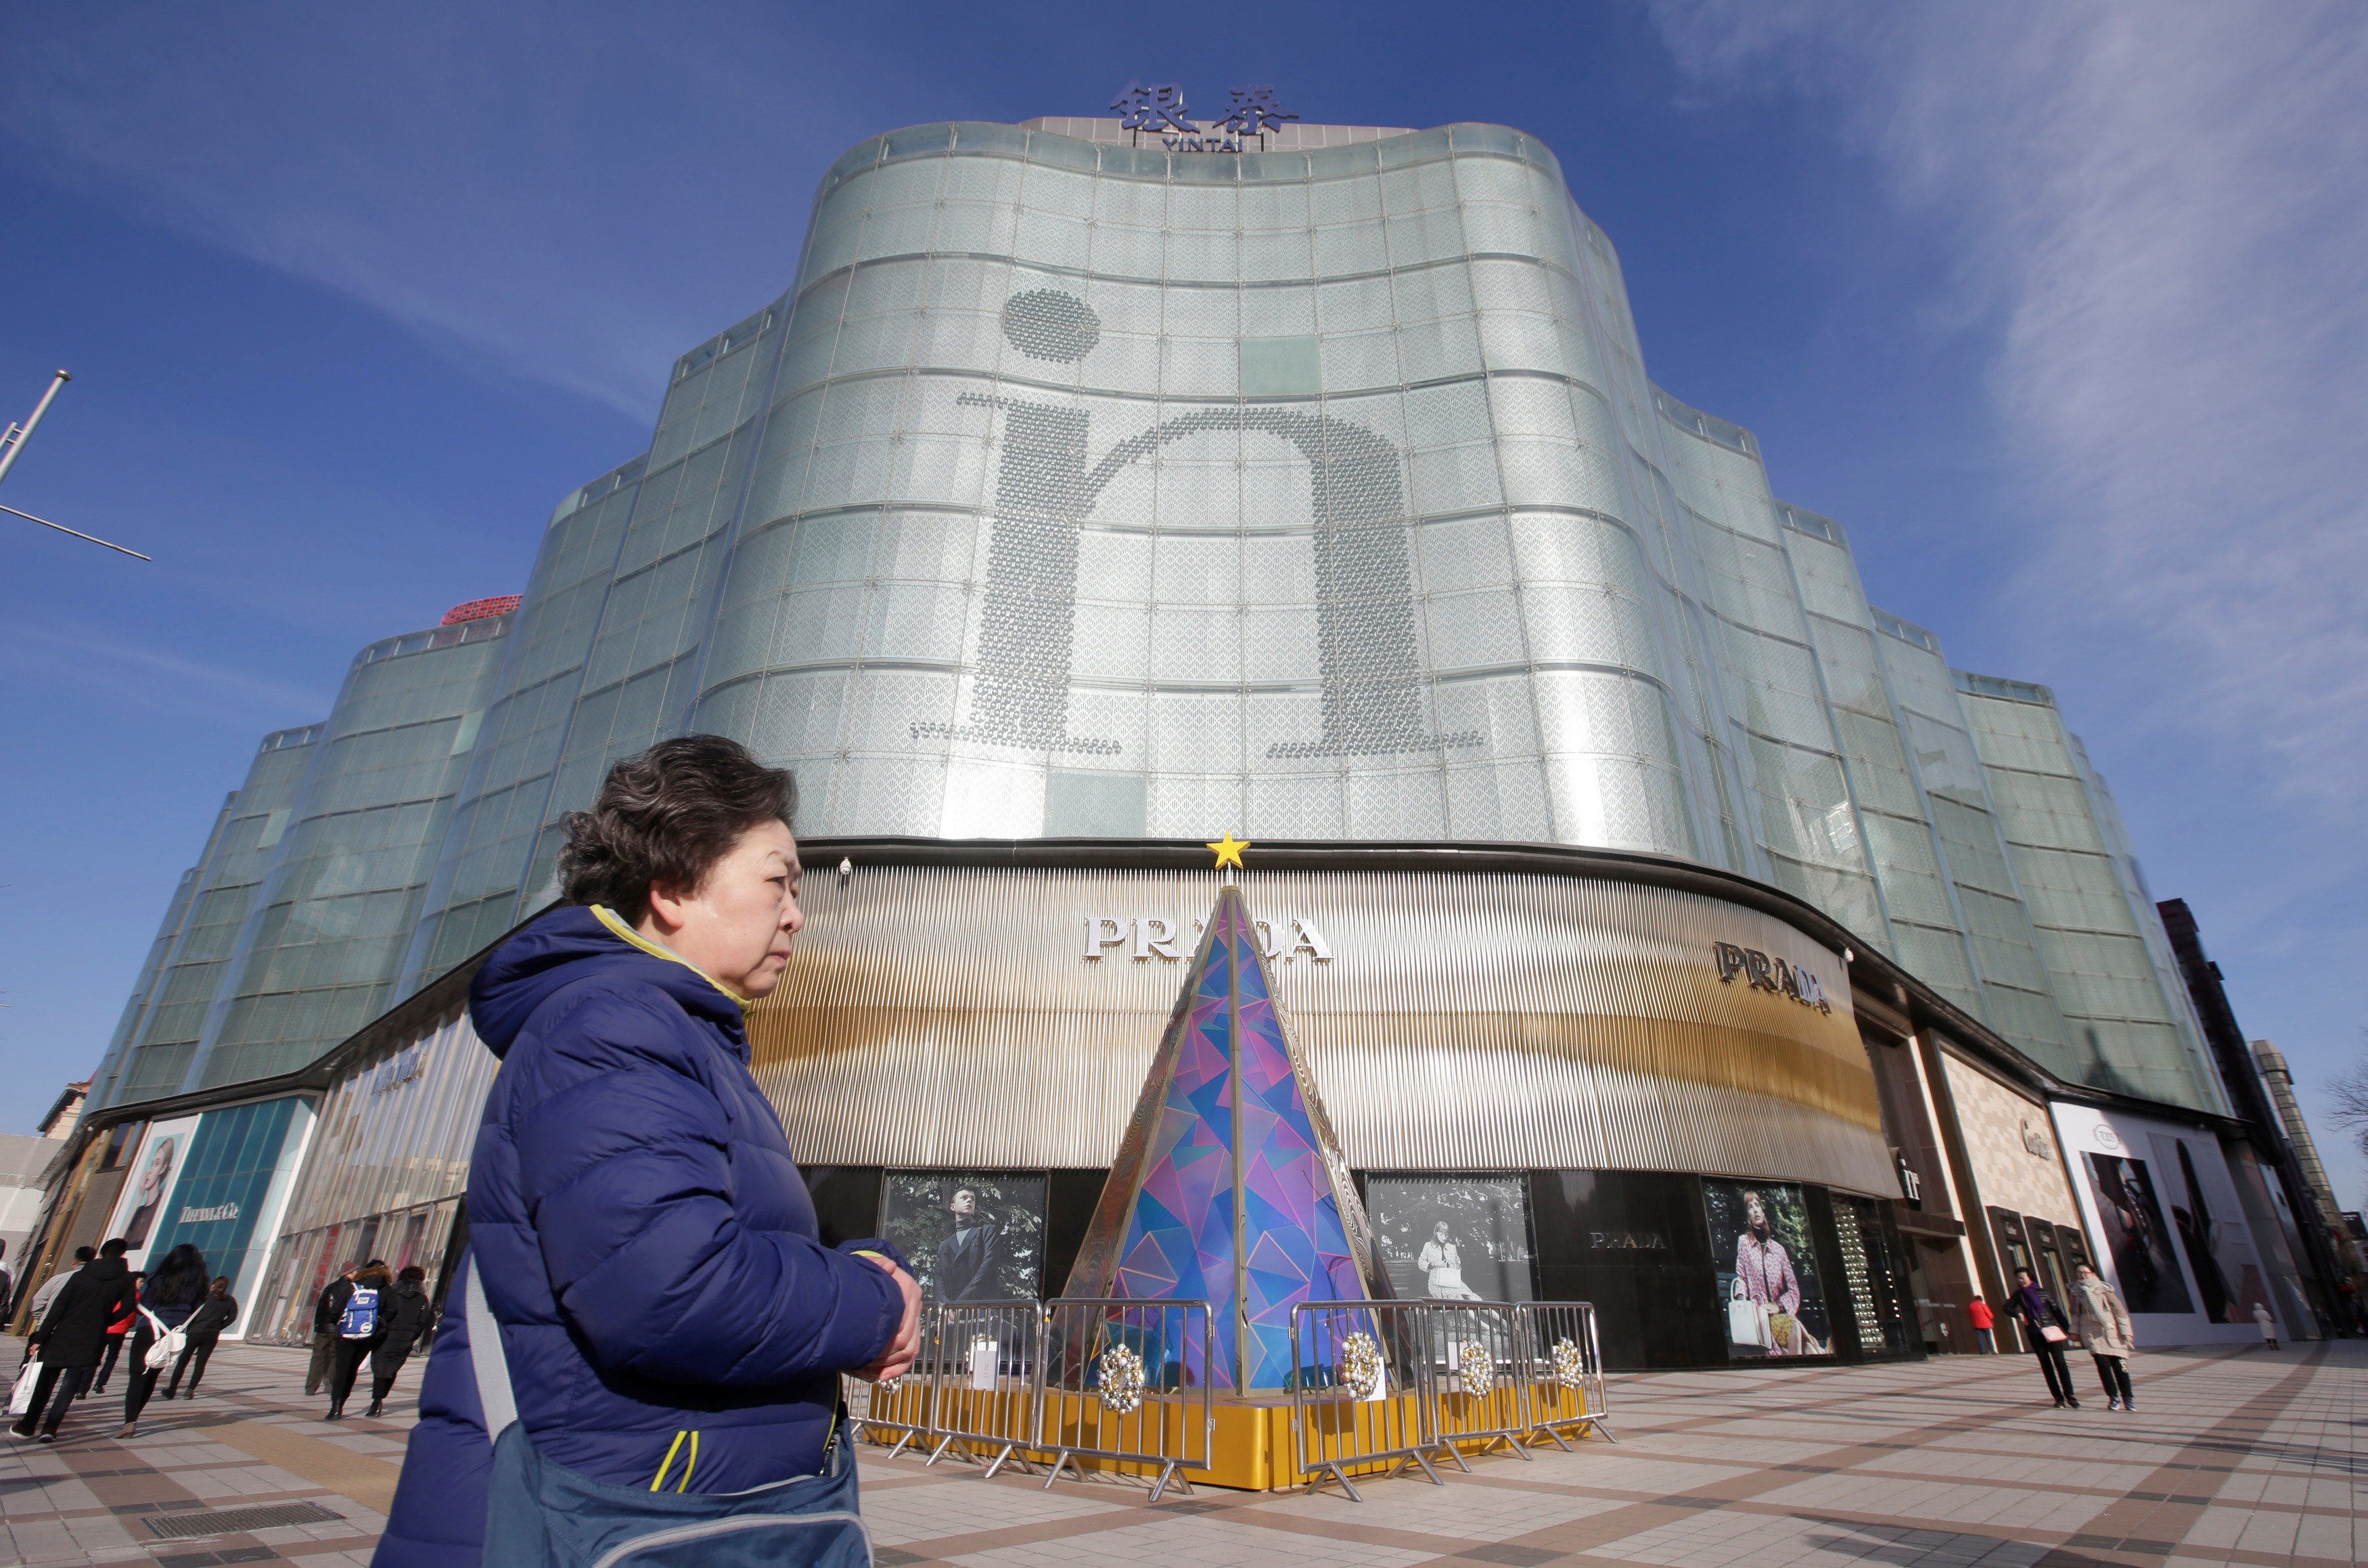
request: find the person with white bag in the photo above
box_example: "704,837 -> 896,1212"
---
119,1243 -> 209,1438
12,1239 -> 135,1442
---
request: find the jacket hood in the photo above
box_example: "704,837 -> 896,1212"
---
469,905 -> 748,1062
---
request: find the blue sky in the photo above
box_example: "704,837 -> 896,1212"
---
2,3 -> 2362,1201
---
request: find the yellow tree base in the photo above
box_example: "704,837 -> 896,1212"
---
865,1388 -> 1599,1492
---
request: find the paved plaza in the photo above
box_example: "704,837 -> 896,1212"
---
0,1338 -> 2355,1567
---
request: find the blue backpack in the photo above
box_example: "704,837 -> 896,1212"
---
338,1285 -> 381,1339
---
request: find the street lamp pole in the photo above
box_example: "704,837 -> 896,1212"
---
0,369 -> 152,560
0,369 -> 70,486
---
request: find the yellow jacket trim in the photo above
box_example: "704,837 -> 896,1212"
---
589,905 -> 750,1009
650,1429 -> 689,1492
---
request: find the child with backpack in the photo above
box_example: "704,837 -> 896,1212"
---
324,1262 -> 392,1420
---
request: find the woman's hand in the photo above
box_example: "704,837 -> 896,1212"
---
855,1257 -> 922,1383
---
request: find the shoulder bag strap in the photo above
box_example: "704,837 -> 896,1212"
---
464,1258 -> 518,1443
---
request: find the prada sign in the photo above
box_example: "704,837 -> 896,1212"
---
1085,915 -> 1333,963
1713,941 -> 1834,1015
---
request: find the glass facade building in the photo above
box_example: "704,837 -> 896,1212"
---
94,114 -> 2219,1120
91,607 -> 514,1109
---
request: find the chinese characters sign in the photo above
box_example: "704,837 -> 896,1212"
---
1110,81 -> 1298,151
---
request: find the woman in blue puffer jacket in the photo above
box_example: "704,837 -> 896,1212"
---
375,736 -> 921,1567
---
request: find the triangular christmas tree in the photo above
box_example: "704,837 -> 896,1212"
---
1062,882 -> 1386,1389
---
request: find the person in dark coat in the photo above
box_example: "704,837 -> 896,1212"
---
90,1270 -> 140,1394
934,1187 -> 1003,1301
162,1278 -> 238,1399
365,1265 -> 434,1417
13,1239 -> 136,1442
376,737 -> 921,1567
306,1264 -> 359,1396
23,1248 -> 95,1331
2009,1267 -> 2081,1408
325,1264 -> 392,1419
120,1243 -> 210,1436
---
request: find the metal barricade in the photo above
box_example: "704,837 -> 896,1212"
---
1037,1297 -> 1214,1502
846,1365 -> 936,1459
916,1301 -> 1046,1477
1423,1300 -> 1536,1463
1290,1300 -> 1451,1501
1518,1301 -> 1616,1448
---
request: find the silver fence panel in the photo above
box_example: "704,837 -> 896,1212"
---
1290,1300 -> 1451,1501
1038,1297 -> 1214,1502
1520,1301 -> 1616,1448
848,1362 -> 937,1460
1421,1301 -> 1536,1463
917,1300 -> 1046,1477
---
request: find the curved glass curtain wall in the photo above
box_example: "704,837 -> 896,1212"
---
88,620 -> 509,1111
91,725 -> 322,1108
95,118 -> 2225,1120
1957,675 -> 2221,1110
191,615 -> 510,1090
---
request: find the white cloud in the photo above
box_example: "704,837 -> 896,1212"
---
1648,1 -> 2368,810
4,621 -> 332,724
0,3 -> 882,418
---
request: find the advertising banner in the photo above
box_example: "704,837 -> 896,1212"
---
2079,1152 -> 2193,1314
2052,1100 -> 2282,1343
1704,1179 -> 1832,1358
878,1171 -> 1047,1301
1363,1174 -> 1534,1302
123,1099 -> 313,1330
2147,1132 -> 2275,1325
101,1114 -> 202,1267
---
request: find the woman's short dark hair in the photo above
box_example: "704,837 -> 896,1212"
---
558,735 -> 796,923
399,1264 -> 426,1283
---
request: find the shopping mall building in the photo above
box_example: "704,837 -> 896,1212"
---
22,104 -> 2357,1373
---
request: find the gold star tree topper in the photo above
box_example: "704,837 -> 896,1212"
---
1206,832 -> 1251,870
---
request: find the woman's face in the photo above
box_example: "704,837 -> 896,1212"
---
644,820 -> 804,997
1433,1222 -> 1450,1241
140,1143 -> 173,1197
1745,1196 -> 1766,1231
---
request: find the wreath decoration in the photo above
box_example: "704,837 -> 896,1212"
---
1097,1343 -> 1146,1414
1456,1339 -> 1496,1396
1551,1337 -> 1586,1392
1337,1331 -> 1385,1400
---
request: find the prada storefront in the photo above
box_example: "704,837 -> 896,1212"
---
768,838 -> 1922,1370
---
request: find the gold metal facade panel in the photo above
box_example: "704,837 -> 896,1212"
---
748,864 -> 1894,1194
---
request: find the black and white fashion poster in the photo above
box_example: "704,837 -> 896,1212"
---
879,1171 -> 1047,1301
1363,1174 -> 1535,1302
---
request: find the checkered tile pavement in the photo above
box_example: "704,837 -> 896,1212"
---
0,1337 -> 2355,1566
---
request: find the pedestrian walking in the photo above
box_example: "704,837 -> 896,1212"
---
12,1240 -> 136,1442
380,736 -> 921,1567
24,1249 -> 94,1329
2068,1262 -> 2137,1411
2008,1268 -> 2080,1407
364,1265 -> 434,1417
120,1244 -> 210,1437
2252,1300 -> 2279,1350
325,1263 -> 392,1420
305,1264 -> 360,1396
162,1278 -> 238,1399
1967,1294 -> 1997,1354
89,1270 -> 141,1394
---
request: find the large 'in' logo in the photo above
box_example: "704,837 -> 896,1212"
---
916,290 -> 1480,760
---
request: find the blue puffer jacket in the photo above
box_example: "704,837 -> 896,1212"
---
374,906 -> 905,1567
